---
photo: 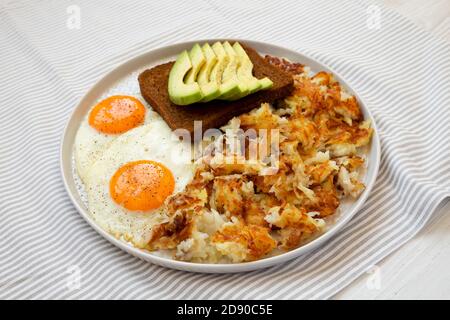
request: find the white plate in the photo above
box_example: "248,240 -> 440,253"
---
60,39 -> 380,273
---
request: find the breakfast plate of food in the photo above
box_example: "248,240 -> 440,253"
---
60,39 -> 380,273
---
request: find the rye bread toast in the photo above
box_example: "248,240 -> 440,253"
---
138,44 -> 293,134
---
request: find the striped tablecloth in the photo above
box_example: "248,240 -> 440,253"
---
1,0 -> 449,299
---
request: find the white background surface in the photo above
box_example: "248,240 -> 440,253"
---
336,0 -> 450,299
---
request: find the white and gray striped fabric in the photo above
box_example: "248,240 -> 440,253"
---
1,0 -> 449,299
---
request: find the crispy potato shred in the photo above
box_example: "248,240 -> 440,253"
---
148,58 -> 373,263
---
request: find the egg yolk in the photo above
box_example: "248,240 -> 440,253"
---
89,95 -> 146,134
110,160 -> 175,211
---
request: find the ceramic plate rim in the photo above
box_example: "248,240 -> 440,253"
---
60,38 -> 381,273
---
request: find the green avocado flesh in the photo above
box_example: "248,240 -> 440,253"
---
168,50 -> 204,105
185,44 -> 206,84
197,43 -> 221,102
219,41 -> 247,100
227,42 -> 261,100
208,42 -> 229,101
212,42 -> 241,100
168,42 -> 273,106
233,42 -> 273,94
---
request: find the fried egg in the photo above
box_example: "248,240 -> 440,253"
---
83,120 -> 194,248
74,95 -> 153,182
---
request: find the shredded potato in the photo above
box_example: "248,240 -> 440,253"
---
148,58 -> 372,263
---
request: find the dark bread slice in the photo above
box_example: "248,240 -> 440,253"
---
138,44 -> 293,134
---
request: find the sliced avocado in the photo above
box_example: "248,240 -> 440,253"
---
258,77 -> 273,90
209,42 -> 228,99
168,50 -> 204,105
185,44 -> 206,84
197,43 -> 221,102
220,42 -> 247,100
212,42 -> 241,100
233,42 -> 261,94
233,42 -> 273,95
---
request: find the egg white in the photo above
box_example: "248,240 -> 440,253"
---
74,104 -> 154,182
83,120 -> 195,248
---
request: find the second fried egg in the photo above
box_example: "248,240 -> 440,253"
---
84,120 -> 194,248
